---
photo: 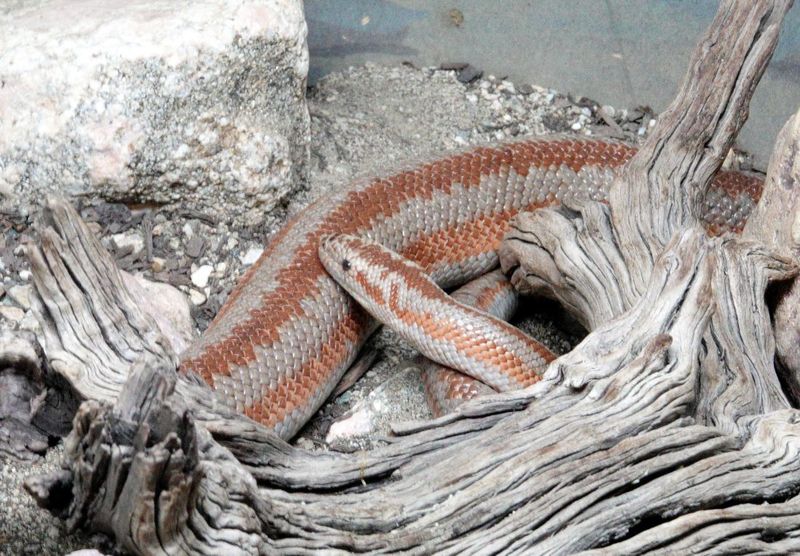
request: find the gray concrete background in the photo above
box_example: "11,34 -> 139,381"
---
305,0 -> 800,168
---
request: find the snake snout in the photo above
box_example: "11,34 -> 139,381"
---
318,234 -> 358,278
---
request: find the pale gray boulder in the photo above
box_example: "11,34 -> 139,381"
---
0,0 -> 309,226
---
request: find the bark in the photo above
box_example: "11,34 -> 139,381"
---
19,0 -> 800,554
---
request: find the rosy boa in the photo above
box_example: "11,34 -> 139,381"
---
180,135 -> 762,440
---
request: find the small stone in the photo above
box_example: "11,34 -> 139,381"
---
0,305 -> 25,321
191,264 -> 213,288
571,122 -> 583,131
185,236 -> 205,258
110,232 -> 144,255
295,437 -> 315,450
18,269 -> 31,281
0,283 -> 5,299
13,244 -> 25,256
517,83 -> 535,95
189,289 -> 207,306
215,261 -> 228,274
600,105 -> 616,119
46,525 -> 60,539
457,64 -> 483,84
8,284 -> 32,309
151,257 -> 167,273
440,62 -> 468,71
182,223 -> 194,239
240,246 -> 264,266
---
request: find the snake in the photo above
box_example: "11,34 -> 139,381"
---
179,135 -> 762,440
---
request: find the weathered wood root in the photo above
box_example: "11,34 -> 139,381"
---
25,230 -> 800,554
0,330 -> 80,461
27,198 -> 178,403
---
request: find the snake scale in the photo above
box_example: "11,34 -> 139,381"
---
180,135 -> 762,440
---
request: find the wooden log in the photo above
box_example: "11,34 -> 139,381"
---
608,0 -> 792,293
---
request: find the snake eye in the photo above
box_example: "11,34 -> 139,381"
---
341,259 -> 351,271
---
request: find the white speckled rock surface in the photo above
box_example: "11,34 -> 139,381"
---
0,0 -> 309,226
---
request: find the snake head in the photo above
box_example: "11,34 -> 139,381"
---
318,234 -> 360,281
318,233 -> 408,319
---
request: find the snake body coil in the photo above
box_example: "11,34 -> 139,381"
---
180,135 -> 762,439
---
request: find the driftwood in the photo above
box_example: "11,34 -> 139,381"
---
0,330 -> 80,461
18,0 -> 800,553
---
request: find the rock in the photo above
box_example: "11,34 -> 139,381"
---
326,367 -> 429,451
7,285 -> 32,310
18,270 -> 31,282
0,305 -> 25,322
121,272 -> 195,355
189,289 -> 207,306
185,236 -> 205,259
457,64 -> 483,84
0,283 -> 4,299
240,246 -> 264,266
150,257 -> 167,273
0,0 -> 310,226
110,232 -> 144,256
191,264 -> 213,288
517,83 -> 535,95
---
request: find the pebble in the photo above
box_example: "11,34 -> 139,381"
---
517,83 -> 535,95
0,305 -> 25,321
19,270 -> 31,281
0,283 -> 5,299
110,232 -> 144,255
185,236 -> 205,258
240,246 -> 264,266
439,62 -> 468,71
571,121 -> 583,131
457,64 -> 482,84
189,289 -> 207,306
182,222 -> 194,239
150,257 -> 167,273
600,105 -> 616,118
8,284 -> 32,309
191,265 -> 213,288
